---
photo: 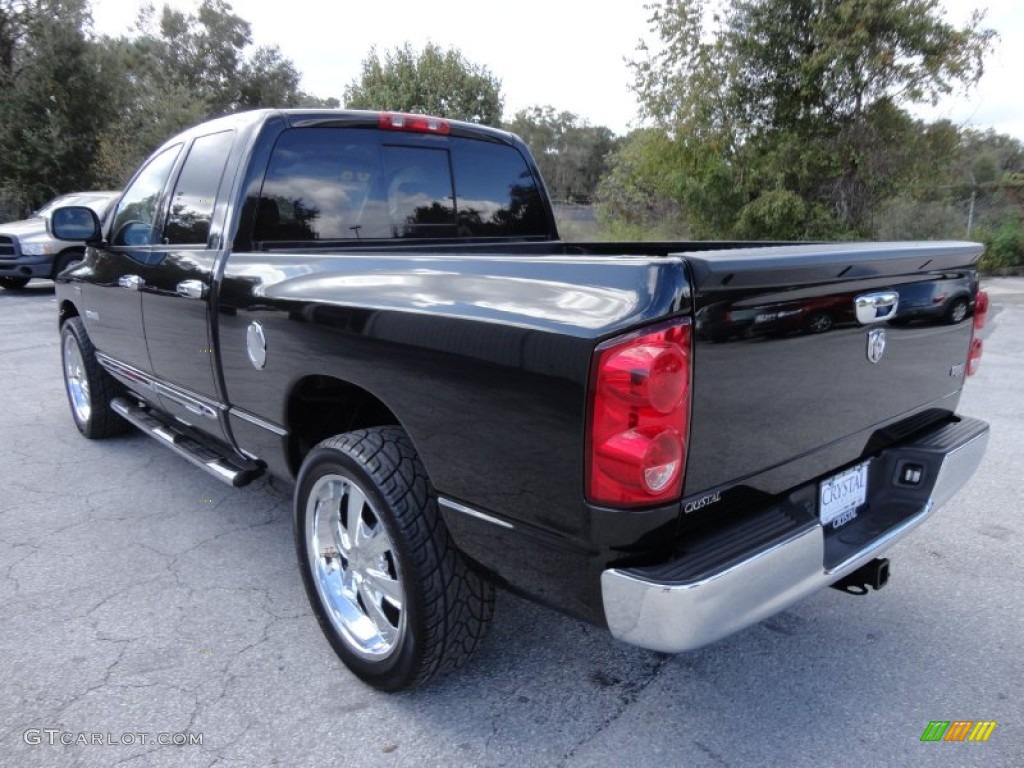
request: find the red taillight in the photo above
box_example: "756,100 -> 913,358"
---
378,112 -> 451,135
587,320 -> 692,507
967,289 -> 989,377
973,289 -> 989,331
967,338 -> 983,376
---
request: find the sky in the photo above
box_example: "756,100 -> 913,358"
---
89,0 -> 1024,140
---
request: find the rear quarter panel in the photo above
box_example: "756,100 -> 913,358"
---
216,251 -> 692,542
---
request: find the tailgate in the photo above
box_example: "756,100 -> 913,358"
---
682,241 -> 982,506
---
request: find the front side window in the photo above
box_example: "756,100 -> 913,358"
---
254,128 -> 550,243
110,145 -> 182,246
165,131 -> 234,245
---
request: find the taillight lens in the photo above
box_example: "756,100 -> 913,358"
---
967,289 -> 988,377
973,289 -> 989,331
587,320 -> 692,507
378,112 -> 451,135
967,338 -> 983,376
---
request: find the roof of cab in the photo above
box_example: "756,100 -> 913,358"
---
159,108 -> 520,151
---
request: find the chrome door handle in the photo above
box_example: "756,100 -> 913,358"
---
176,280 -> 207,299
854,291 -> 899,324
118,274 -> 144,290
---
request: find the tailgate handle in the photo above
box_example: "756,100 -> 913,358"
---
855,291 -> 899,324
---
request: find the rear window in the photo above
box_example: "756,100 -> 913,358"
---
254,128 -> 548,242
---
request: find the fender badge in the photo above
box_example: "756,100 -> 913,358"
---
246,321 -> 267,370
866,328 -> 886,364
683,491 -> 722,514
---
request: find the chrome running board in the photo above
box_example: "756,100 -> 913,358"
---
111,398 -> 262,487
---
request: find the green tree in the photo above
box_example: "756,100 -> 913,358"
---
0,0 -> 117,211
594,128 -> 692,238
91,0 -> 333,186
504,106 -> 618,202
136,0 -> 320,114
615,0 -> 996,239
344,42 -> 503,126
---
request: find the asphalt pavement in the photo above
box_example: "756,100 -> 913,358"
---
0,277 -> 1021,768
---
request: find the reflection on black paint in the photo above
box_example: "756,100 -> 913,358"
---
697,293 -> 859,343
892,273 -> 977,326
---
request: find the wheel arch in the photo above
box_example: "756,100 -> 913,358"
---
285,374 -> 408,477
58,299 -> 80,329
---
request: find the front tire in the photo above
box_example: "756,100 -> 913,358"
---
0,276 -> 30,289
60,317 -> 129,438
53,250 -> 85,278
295,426 -> 494,690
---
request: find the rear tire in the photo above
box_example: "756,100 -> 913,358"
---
945,297 -> 968,324
295,426 -> 494,690
0,276 -> 30,289
806,311 -> 833,334
60,317 -> 129,438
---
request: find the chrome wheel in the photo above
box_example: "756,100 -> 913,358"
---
63,332 -> 91,424
295,428 -> 494,689
305,473 -> 405,660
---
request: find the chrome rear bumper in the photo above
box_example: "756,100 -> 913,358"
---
601,417 -> 989,653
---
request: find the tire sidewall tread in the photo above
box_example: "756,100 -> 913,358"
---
294,426 -> 494,691
60,317 -> 128,439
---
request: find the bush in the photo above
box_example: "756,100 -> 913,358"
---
872,196 -> 964,240
977,218 -> 1024,272
733,189 -> 807,239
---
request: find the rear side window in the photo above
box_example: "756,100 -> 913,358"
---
254,128 -> 548,242
165,130 -> 234,245
452,140 -> 549,237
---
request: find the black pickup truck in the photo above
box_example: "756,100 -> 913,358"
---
50,109 -> 990,690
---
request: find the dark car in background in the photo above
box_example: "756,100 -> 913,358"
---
0,191 -> 119,289
893,273 -> 977,325
696,292 -> 857,342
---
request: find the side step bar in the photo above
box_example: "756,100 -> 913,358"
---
111,398 -> 263,487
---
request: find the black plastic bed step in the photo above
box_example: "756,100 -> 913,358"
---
111,398 -> 263,487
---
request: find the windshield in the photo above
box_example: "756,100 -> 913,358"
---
34,193 -> 117,218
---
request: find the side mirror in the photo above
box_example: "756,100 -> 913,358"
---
48,206 -> 102,244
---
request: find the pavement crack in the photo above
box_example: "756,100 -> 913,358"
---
694,739 -> 731,766
50,636 -> 132,722
557,652 -> 671,766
